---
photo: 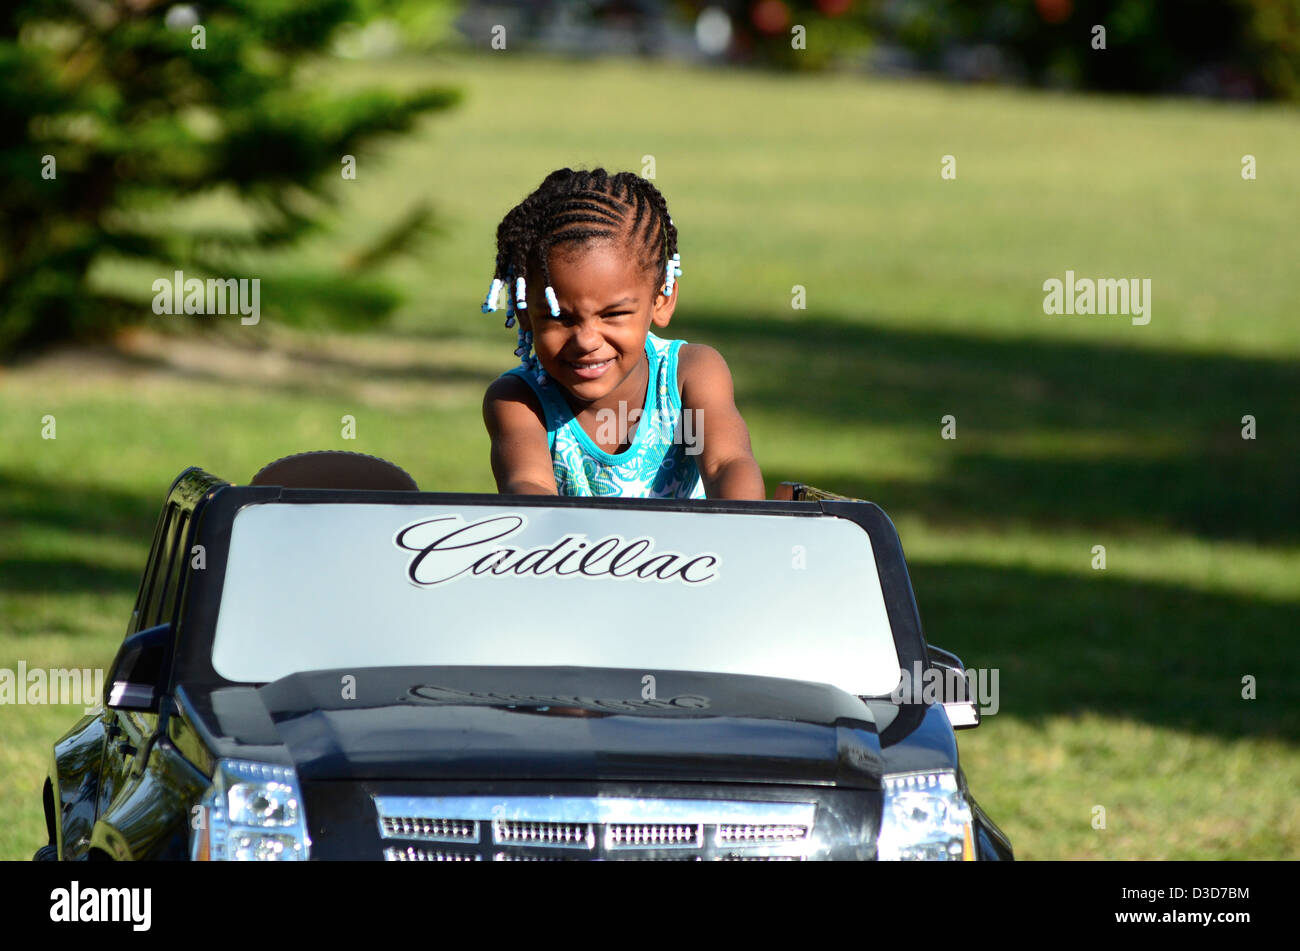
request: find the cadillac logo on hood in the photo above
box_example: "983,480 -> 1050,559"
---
394,513 -> 721,587
406,683 -> 712,714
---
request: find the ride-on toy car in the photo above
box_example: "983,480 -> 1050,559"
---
37,453 -> 1013,861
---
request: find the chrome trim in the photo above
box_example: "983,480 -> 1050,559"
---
373,795 -> 817,860
373,795 -> 815,826
942,702 -> 980,728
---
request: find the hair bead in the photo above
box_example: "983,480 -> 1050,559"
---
544,286 -> 560,317
515,276 -> 527,310
481,277 -> 503,313
661,251 -> 682,295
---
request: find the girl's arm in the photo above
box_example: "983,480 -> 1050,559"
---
482,375 -> 559,495
678,344 -> 766,500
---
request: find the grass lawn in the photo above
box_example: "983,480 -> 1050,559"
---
1,50 -> 1297,860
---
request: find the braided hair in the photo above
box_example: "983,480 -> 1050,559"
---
481,167 -> 683,385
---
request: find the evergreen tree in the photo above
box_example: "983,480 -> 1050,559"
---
0,0 -> 459,355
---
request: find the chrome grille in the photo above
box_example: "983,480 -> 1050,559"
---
493,852 -> 579,861
720,854 -> 804,861
608,823 -> 702,849
384,845 -> 480,862
375,795 -> 816,861
717,824 -> 809,845
381,816 -> 478,842
494,820 -> 594,849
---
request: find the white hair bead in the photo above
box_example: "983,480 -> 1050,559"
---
481,277 -> 503,313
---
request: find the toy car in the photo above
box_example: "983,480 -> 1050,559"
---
36,453 -> 1013,861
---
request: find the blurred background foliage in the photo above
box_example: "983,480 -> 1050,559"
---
453,1 -> 1300,97
864,0 -> 1300,99
0,0 -> 460,356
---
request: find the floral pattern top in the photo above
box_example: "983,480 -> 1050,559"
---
502,331 -> 706,498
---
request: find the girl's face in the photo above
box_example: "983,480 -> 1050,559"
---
521,240 -> 676,406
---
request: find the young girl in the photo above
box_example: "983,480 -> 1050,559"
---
480,167 -> 766,500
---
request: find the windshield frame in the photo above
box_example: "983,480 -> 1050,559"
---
171,486 -> 931,701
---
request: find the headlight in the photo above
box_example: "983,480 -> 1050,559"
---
877,770 -> 974,861
190,759 -> 311,861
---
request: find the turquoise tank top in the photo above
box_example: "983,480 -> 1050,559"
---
503,331 -> 707,498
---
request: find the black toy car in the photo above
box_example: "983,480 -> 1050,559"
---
37,453 -> 1013,861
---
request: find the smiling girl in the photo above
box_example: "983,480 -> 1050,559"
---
480,168 -> 765,499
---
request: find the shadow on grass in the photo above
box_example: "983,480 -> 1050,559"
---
0,472 -> 156,600
689,310 -> 1300,546
2,330 -> 489,402
94,332 -> 489,397
907,560 -> 1299,743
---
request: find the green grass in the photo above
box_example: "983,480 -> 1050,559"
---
2,51 -> 1298,860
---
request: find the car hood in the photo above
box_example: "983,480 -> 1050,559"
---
190,666 -> 884,789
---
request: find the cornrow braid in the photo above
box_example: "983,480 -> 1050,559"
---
481,167 -> 683,385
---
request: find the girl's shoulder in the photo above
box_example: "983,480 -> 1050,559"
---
674,342 -> 731,407
483,370 -> 547,431
675,341 -> 714,369
484,369 -> 540,404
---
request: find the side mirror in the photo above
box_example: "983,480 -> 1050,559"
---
106,623 -> 172,713
927,645 -> 980,730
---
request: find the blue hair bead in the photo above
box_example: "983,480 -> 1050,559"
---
515,276 -> 527,310
544,286 -> 560,317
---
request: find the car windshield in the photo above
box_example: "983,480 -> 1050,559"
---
210,502 -> 902,696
